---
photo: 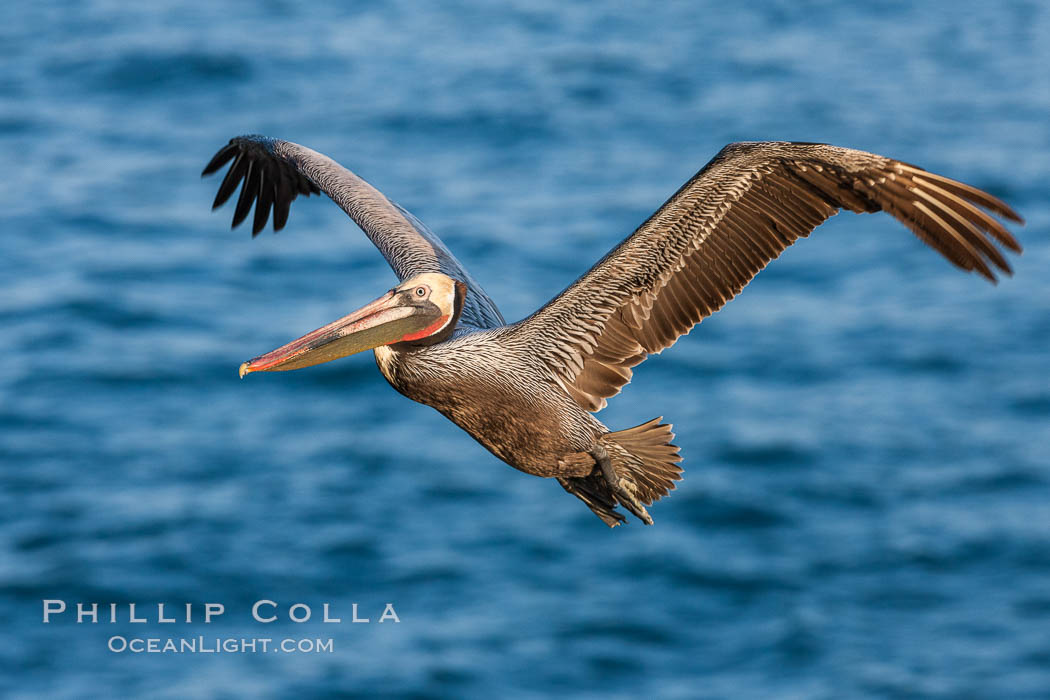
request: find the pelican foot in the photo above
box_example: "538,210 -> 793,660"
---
591,445 -> 654,525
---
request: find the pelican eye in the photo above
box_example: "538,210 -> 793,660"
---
414,286 -> 428,298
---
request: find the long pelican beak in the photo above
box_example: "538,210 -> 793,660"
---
239,289 -> 437,377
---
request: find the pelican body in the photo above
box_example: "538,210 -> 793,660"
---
203,137 -> 1023,527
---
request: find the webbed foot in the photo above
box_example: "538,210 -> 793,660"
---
590,444 -> 653,525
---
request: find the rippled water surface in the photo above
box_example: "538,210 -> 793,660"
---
1,1 -> 1048,697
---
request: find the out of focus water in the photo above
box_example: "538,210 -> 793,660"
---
1,1 -> 1048,697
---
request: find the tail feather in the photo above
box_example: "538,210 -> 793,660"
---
557,417 -> 683,527
603,417 -> 683,505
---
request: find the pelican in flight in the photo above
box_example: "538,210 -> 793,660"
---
203,137 -> 1022,527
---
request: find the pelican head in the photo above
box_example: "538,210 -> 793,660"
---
239,272 -> 466,377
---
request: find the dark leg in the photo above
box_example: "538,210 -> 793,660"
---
590,444 -> 653,525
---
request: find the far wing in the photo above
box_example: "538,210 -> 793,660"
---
203,135 -> 505,329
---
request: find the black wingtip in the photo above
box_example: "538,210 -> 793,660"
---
205,135 -> 304,236
211,152 -> 246,210
231,161 -> 258,229
252,176 -> 274,236
201,143 -> 237,177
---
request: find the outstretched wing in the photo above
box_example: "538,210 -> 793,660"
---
202,135 -> 505,329
512,141 -> 1024,412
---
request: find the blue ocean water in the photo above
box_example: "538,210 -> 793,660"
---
1,1 -> 1048,697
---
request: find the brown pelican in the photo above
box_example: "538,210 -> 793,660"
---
203,136 -> 1023,527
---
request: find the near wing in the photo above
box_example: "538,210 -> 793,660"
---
513,141 -> 1023,412
202,135 -> 505,329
